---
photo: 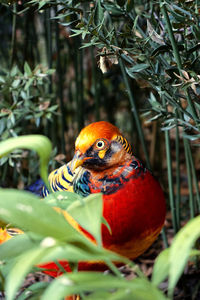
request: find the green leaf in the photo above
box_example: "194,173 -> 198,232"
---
12,79 -> 21,88
38,242 -> 123,266
38,0 -> 46,10
168,215 -> 200,296
41,273 -> 168,300
151,45 -> 171,57
148,92 -> 163,112
24,77 -> 34,90
182,133 -> 200,141
0,135 -> 51,188
0,76 -> 5,83
5,247 -> 50,300
103,4 -> 123,16
0,189 -> 81,241
10,66 -> 18,77
170,4 -> 192,18
168,7 -> 186,22
152,248 -> 170,286
16,282 -> 49,300
127,64 -> 149,73
190,249 -> 200,256
94,0 -> 104,26
68,194 -> 103,246
70,29 -> 87,38
0,234 -> 37,260
24,62 -> 32,76
43,191 -> 83,209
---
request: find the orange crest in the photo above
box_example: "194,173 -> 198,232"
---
75,121 -> 121,154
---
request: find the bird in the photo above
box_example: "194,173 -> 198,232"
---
36,121 -> 166,276
0,121 -> 166,300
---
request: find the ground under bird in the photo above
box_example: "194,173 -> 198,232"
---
0,121 -> 166,286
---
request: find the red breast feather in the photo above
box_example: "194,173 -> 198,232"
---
102,170 -> 166,258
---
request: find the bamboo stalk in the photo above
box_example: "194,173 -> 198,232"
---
55,14 -> 66,154
187,142 -> 200,213
183,139 -> 195,218
74,37 -> 84,131
79,46 -> 84,129
1,163 -> 8,186
44,9 -> 54,142
32,13 -> 40,64
161,227 -> 169,248
91,46 -> 100,121
162,98 -> 177,233
165,128 -> 177,232
119,58 -> 151,169
149,121 -> 157,167
74,39 -> 79,129
45,9 -> 53,71
175,113 -> 181,229
10,3 -> 17,67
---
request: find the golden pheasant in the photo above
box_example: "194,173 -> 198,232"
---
37,121 -> 166,276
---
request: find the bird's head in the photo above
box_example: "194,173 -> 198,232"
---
70,121 -> 133,172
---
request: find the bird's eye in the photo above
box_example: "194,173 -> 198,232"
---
96,140 -> 105,149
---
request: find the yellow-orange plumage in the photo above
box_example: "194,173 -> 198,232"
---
75,122 -> 121,154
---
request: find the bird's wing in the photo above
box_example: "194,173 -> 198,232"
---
42,161 -> 90,197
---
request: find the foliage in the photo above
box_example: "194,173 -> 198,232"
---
0,135 -> 52,187
152,215 -> 200,297
26,0 -> 200,138
0,62 -> 57,186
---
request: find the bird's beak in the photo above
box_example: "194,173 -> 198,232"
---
70,151 -> 84,172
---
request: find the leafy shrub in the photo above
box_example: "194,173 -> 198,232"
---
0,62 -> 56,140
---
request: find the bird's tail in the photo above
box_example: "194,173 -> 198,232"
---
25,178 -> 45,196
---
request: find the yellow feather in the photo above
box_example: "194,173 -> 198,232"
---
98,149 -> 107,159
